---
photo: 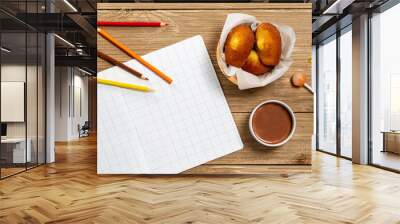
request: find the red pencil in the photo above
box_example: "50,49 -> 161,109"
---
97,21 -> 167,27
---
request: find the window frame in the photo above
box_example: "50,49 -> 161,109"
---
367,0 -> 400,173
315,24 -> 353,160
0,0 -> 48,180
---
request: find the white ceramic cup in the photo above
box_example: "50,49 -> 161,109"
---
249,100 -> 296,147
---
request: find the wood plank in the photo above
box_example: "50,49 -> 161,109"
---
206,113 -> 312,165
97,3 -> 312,174
185,164 -> 311,174
98,3 -> 312,10
97,8 -> 313,113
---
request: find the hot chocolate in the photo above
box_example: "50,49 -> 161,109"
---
251,102 -> 293,144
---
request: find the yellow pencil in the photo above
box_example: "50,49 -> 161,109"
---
97,78 -> 154,92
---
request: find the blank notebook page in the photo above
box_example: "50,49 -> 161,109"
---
97,35 -> 243,174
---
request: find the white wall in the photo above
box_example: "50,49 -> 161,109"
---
54,67 -> 89,141
1,64 -> 35,138
55,66 -> 70,141
1,65 -> 26,142
1,63 -> 47,164
70,73 -> 89,139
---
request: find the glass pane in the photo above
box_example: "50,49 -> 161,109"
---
0,0 -> 46,178
371,3 -> 400,171
340,28 -> 352,158
318,36 -> 337,154
1,30 -> 27,177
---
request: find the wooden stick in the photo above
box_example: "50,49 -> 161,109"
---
97,51 -> 148,80
97,28 -> 173,84
304,83 -> 314,94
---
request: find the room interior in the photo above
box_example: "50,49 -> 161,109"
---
0,29 -> 46,177
1,0 -> 400,223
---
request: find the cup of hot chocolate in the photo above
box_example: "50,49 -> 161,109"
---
249,100 -> 296,147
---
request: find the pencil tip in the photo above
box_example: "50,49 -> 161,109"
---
142,77 -> 149,80
161,22 -> 168,26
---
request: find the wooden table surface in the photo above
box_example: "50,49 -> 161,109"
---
97,3 -> 313,174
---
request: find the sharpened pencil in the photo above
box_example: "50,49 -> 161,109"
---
97,78 -> 154,92
97,21 -> 167,27
97,28 -> 173,84
97,50 -> 148,80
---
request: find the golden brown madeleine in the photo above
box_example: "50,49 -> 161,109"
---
224,24 -> 255,67
255,23 -> 282,66
242,50 -> 272,76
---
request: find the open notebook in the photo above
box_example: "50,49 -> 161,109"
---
97,35 -> 243,174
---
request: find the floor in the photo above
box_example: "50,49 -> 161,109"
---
372,150 -> 400,171
0,135 -> 400,224
1,163 -> 42,178
0,167 -> 25,178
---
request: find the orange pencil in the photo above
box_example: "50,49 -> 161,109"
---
97,28 -> 173,84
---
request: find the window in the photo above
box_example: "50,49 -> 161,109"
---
370,2 -> 400,171
316,26 -> 353,159
0,1 -> 47,179
339,27 -> 352,158
317,36 -> 337,154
